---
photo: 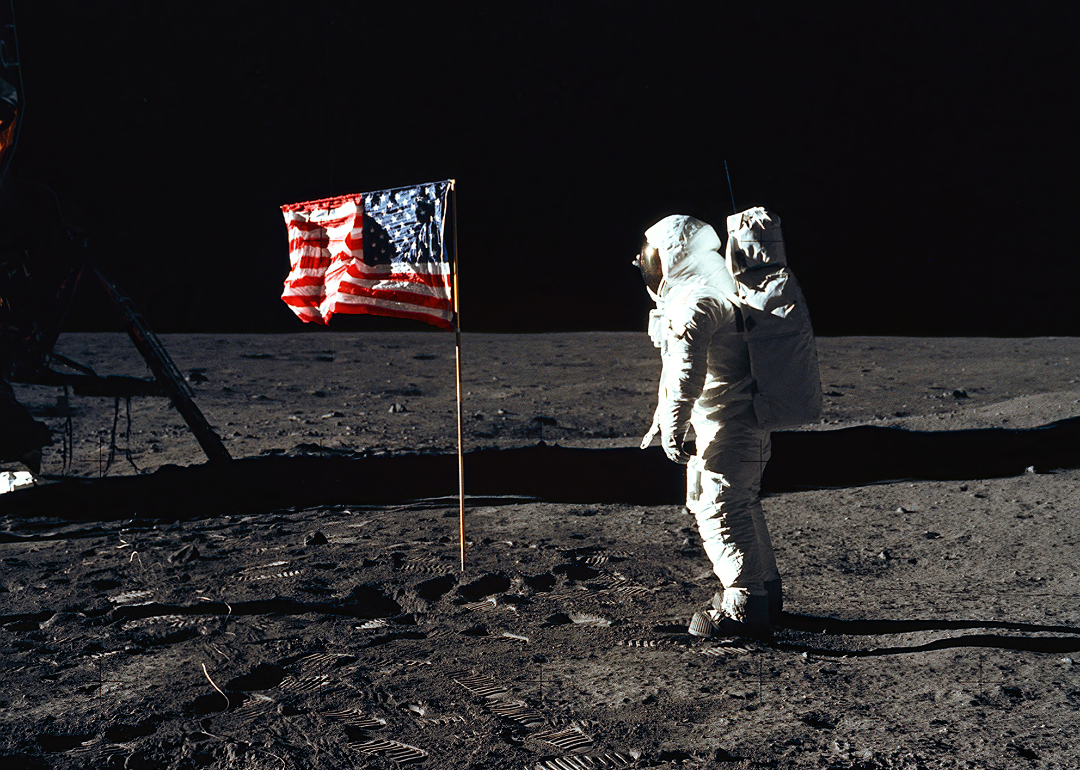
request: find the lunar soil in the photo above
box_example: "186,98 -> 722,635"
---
2,332 -> 1080,769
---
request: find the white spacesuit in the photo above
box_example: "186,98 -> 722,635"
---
639,214 -> 781,636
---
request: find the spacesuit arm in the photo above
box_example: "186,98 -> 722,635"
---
639,306 -> 667,449
656,296 -> 721,463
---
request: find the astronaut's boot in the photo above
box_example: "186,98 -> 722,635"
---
720,591 -> 771,641
691,590 -> 771,642
686,589 -> 728,637
711,590 -> 725,612
712,580 -> 781,623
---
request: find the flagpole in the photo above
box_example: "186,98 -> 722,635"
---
450,179 -> 466,573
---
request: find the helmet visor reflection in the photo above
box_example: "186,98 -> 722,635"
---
636,242 -> 663,294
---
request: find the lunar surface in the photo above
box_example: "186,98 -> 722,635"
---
2,332 -> 1080,769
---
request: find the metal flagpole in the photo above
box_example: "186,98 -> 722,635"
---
449,180 -> 466,573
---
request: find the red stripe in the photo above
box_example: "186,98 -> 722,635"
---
329,301 -> 453,330
290,255 -> 332,270
336,282 -> 451,311
283,278 -> 328,291
282,290 -> 454,330
283,275 -> 323,285
288,236 -> 331,251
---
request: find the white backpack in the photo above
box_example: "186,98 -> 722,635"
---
725,207 -> 822,430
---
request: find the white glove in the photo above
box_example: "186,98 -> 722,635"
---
642,409 -> 690,463
662,433 -> 691,464
640,417 -> 660,449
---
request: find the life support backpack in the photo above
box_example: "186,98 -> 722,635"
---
725,207 -> 823,431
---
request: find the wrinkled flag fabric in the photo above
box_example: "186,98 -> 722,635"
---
281,180 -> 453,329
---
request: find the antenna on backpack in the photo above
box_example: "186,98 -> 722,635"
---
724,160 -> 737,215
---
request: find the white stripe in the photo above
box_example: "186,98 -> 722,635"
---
287,199 -> 361,223
328,295 -> 452,321
348,262 -> 449,277
282,287 -> 326,298
339,277 -> 451,294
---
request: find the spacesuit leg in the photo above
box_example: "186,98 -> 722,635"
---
746,432 -> 783,616
691,414 -> 775,625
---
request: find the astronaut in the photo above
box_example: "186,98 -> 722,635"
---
637,214 -> 781,639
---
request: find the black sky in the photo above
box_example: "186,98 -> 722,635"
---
6,1 -> 1079,336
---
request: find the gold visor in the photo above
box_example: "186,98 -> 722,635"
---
635,242 -> 663,294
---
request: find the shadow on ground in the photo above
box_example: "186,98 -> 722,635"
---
774,613 -> 1080,657
3,417 -> 1080,523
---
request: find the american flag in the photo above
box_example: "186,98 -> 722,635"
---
281,180 -> 454,329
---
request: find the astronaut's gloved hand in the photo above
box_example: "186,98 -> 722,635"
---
640,418 -> 660,450
662,433 -> 691,464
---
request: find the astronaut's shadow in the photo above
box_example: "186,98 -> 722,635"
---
772,612 -> 1080,656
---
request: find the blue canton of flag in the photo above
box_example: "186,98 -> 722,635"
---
362,182 -> 448,267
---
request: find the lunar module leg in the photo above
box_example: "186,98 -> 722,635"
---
95,271 -> 231,466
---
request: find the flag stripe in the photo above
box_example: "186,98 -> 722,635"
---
284,280 -> 452,307
330,302 -> 454,330
335,283 -> 452,310
285,269 -> 450,290
287,237 -> 331,251
345,266 -> 451,289
290,256 -> 333,270
281,193 -> 365,213
285,216 -> 353,232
